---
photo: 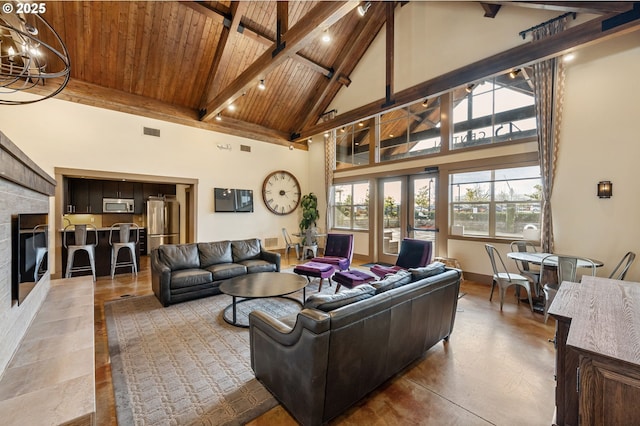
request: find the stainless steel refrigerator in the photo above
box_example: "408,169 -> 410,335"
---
146,196 -> 180,254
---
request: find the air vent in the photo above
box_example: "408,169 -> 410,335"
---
264,237 -> 278,248
240,144 -> 251,152
143,127 -> 161,137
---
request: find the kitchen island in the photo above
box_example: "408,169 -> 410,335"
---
60,226 -> 146,278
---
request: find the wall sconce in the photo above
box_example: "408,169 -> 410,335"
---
597,180 -> 612,198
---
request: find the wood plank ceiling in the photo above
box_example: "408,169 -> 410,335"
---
39,0 -> 385,147
36,1 -> 636,148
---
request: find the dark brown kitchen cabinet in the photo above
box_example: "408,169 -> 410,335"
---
67,178 -> 102,214
142,183 -> 176,199
103,181 -> 134,199
549,276 -> 640,426
133,183 -> 145,214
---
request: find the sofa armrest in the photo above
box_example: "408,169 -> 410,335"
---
260,249 -> 281,272
249,309 -> 331,426
151,250 -> 172,307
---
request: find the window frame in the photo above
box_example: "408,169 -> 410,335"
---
330,181 -> 370,231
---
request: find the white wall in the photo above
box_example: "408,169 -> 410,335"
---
0,100 -> 310,256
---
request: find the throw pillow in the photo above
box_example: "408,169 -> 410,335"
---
232,238 -> 261,261
371,269 -> 412,294
304,284 -> 376,312
408,261 -> 446,281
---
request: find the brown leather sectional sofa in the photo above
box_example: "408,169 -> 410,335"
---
249,267 -> 462,425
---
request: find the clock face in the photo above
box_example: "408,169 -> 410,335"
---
262,170 -> 301,215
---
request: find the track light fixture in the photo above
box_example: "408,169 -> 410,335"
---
509,68 -> 521,78
258,79 -> 266,90
357,1 -> 372,17
421,98 -> 429,107
215,113 -> 222,121
321,30 -> 331,43
465,84 -> 475,93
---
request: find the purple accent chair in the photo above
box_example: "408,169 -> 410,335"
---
310,233 -> 354,271
370,238 -> 432,278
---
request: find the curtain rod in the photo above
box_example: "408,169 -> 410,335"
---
519,11 -> 577,39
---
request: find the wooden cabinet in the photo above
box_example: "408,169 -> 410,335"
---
143,183 -> 176,199
67,178 -> 102,213
103,181 -> 134,198
549,276 -> 640,426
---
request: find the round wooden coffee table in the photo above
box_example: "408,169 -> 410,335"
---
219,272 -> 307,328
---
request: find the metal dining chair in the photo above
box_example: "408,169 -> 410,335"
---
485,244 -> 534,312
109,223 -> 139,278
282,228 -> 300,260
540,254 -> 597,323
608,251 -> 636,280
510,240 -> 541,296
64,224 -> 98,281
32,224 -> 48,281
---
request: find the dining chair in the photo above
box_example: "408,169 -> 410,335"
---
32,224 -> 48,282
510,240 -> 541,295
485,244 -> 534,312
109,223 -> 139,278
64,223 -> 98,281
282,228 -> 300,260
540,254 -> 597,323
608,251 -> 636,280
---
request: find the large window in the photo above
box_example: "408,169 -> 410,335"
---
336,119 -> 373,169
452,70 -> 536,149
332,182 -> 369,230
450,166 -> 541,239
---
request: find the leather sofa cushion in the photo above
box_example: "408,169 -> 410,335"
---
159,244 -> 200,270
240,259 -> 277,274
232,238 -> 262,262
408,261 -> 446,281
304,284 -> 376,312
198,241 -> 233,267
205,263 -> 247,280
371,269 -> 412,294
170,269 -> 213,289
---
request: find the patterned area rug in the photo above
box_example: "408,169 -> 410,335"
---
105,275 -> 335,426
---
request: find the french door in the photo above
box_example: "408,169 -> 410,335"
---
378,174 -> 438,264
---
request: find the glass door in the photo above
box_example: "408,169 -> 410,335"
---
378,174 -> 438,265
379,178 -> 405,264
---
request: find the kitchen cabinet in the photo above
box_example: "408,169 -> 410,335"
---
67,178 -> 103,214
549,276 -> 640,425
103,181 -> 134,199
143,183 -> 176,199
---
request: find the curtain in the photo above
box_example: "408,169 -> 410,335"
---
324,130 -> 336,233
531,18 -> 568,253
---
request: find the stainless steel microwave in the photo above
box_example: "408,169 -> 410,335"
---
103,198 -> 135,213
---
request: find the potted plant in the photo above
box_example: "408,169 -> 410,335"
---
299,192 -> 320,246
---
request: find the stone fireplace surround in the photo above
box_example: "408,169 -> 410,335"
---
0,131 -> 95,424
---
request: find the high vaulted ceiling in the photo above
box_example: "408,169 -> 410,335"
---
34,1 -> 638,148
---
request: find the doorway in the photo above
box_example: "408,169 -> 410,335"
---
377,173 -> 438,264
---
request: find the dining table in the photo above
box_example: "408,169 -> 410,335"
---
506,252 -> 604,312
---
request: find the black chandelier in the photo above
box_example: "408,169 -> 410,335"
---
0,2 -> 70,105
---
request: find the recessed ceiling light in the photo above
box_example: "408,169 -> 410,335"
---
258,79 -> 266,90
227,104 -> 236,111
563,53 -> 576,62
215,113 -> 222,121
321,30 -> 331,43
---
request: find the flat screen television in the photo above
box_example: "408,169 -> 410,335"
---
214,188 -> 253,213
12,213 -> 49,305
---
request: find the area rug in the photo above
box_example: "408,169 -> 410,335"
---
105,277 -> 334,426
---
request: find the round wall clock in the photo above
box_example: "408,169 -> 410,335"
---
262,170 -> 301,215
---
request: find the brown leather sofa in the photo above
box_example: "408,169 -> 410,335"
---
249,267 -> 461,426
151,238 -> 280,306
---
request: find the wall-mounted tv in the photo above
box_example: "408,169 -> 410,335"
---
214,188 -> 253,213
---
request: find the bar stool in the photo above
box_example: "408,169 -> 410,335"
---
109,223 -> 139,278
32,224 -> 48,281
64,224 -> 98,281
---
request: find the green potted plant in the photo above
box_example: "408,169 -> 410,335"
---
299,192 -> 320,245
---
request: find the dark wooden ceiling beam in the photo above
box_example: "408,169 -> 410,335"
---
480,3 -> 502,18
183,0 -> 333,78
201,1 -> 360,122
199,1 -> 249,109
41,79 -> 300,147
294,11 -> 640,141
293,3 -> 387,133
495,1 -> 634,15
